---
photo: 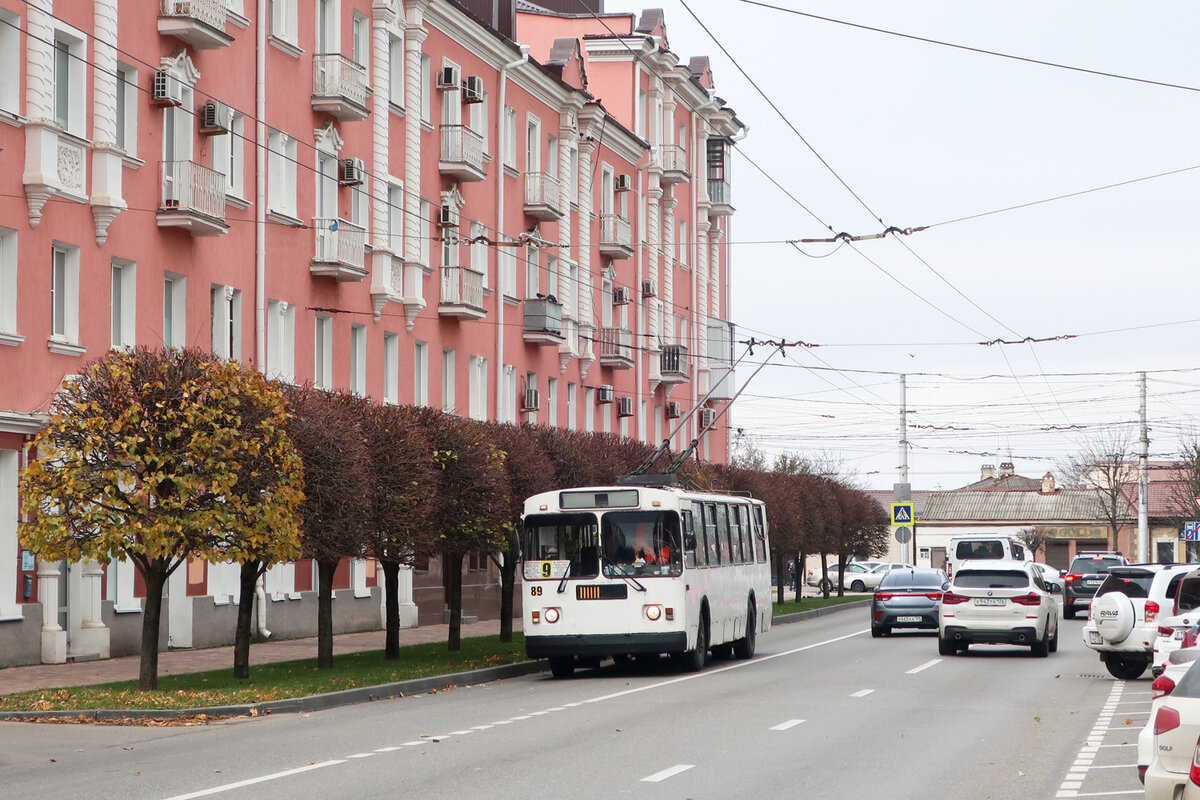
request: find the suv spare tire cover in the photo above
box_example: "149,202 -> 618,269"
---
1092,591 -> 1136,644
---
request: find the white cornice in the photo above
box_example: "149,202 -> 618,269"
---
0,411 -> 48,435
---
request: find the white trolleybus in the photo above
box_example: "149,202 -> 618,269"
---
521,484 -> 772,678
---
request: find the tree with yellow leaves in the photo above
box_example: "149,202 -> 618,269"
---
19,347 -> 303,690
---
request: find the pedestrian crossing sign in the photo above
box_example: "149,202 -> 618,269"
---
891,503 -> 914,525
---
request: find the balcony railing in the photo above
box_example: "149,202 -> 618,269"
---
659,144 -> 690,184
599,213 -> 633,259
598,326 -> 634,369
158,0 -> 232,48
439,266 -> 486,319
708,178 -> 733,216
311,218 -> 367,281
660,344 -> 690,383
157,160 -> 228,236
312,54 -> 370,121
523,298 -> 564,345
524,172 -> 563,220
439,124 -> 485,182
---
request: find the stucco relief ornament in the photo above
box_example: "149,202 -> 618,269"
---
57,143 -> 83,193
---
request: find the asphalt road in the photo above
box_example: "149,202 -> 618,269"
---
0,609 -> 1148,799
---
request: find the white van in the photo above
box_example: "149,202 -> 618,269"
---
946,535 -> 1028,580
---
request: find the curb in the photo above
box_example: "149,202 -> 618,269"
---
0,600 -> 867,722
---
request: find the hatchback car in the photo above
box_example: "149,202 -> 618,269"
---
937,560 -> 1060,657
1084,564 -> 1195,680
1152,568 -> 1200,676
1062,552 -> 1128,619
1145,656 -> 1200,799
871,567 -> 946,637
1139,646 -> 1200,785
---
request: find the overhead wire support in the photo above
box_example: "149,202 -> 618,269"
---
795,225 -> 929,244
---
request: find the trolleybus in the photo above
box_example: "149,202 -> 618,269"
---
521,484 -> 772,677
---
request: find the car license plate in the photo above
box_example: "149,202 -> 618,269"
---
974,598 -> 1006,607
1085,579 -> 1102,586
1089,631 -> 1102,645
898,616 -> 922,623
1176,630 -> 1186,640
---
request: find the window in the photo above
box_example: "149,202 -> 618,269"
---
315,150 -> 338,219
0,9 -> 18,114
584,387 -> 594,432
351,173 -> 369,231
316,0 -> 339,54
441,222 -> 458,268
547,377 -> 557,427
503,106 -> 517,168
499,237 -> 517,297
163,273 -> 186,349
524,244 -> 539,298
266,299 -> 295,382
420,53 -> 431,123
50,243 -> 80,346
270,0 -> 298,45
441,348 -> 455,413
525,116 -> 541,173
115,63 -> 138,156
547,135 -> 558,179
268,129 -> 298,219
414,340 -> 429,405
501,365 -> 516,424
418,198 -> 431,266
469,91 -> 488,154
110,259 -> 136,350
565,145 -> 577,204
678,220 -> 688,268
210,285 -> 242,361
566,382 -> 576,430
388,35 -> 404,109
352,12 -> 368,66
547,256 -> 558,300
386,180 -> 404,254
313,313 -> 332,388
0,227 -> 17,343
441,60 -> 462,126
469,221 -> 487,285
635,87 -> 647,139
468,355 -> 487,420
383,332 -> 399,404
211,111 -> 245,200
350,323 -> 366,395
54,28 -> 87,136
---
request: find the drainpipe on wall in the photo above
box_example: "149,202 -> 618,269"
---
495,45 -> 530,417
254,0 -> 268,370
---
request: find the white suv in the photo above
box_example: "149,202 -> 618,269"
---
1084,564 -> 1195,680
938,560 -> 1060,657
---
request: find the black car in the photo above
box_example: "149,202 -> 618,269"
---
1063,553 -> 1127,619
871,567 -> 947,637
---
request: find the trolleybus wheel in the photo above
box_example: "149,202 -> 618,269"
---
733,600 -> 757,660
676,616 -> 708,673
549,656 -> 575,678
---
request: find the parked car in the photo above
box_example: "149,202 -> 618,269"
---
946,535 -> 1029,580
871,567 -> 946,637
806,561 -> 882,589
1139,643 -> 1200,785
1032,562 -> 1063,591
1144,653 -> 1200,799
808,561 -> 880,592
937,560 -> 1060,657
1152,568 -> 1200,675
1062,552 -> 1128,619
1083,564 -> 1196,680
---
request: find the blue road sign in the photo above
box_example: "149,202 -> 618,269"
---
1185,521 -> 1200,541
891,503 -> 914,525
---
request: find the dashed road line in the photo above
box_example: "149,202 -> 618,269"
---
906,659 -> 942,674
850,689 -> 875,698
641,764 -> 695,783
769,719 -> 805,731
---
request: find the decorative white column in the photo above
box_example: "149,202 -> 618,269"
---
37,561 -> 67,664
90,0 -> 126,243
575,128 -> 596,379
369,1 -> 397,320
23,0 -> 58,227
74,559 -> 110,658
397,564 -> 418,627
400,8 -> 430,331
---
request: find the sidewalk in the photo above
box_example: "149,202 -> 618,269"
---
0,618 -> 504,696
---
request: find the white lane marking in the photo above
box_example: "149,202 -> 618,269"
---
471,725 -> 493,730
906,659 -> 941,674
641,764 -> 695,783
769,719 -> 805,731
850,689 -> 875,698
511,715 -> 532,720
1063,792 -> 1145,797
375,747 -> 402,753
491,720 -> 513,725
1055,681 -> 1126,798
347,753 -> 375,759
162,761 -> 346,800
402,741 -> 425,747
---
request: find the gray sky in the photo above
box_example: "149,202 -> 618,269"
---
658,0 -> 1200,489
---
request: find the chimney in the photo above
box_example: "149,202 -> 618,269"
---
999,462 -> 1014,477
1041,472 -> 1055,494
980,464 -> 996,481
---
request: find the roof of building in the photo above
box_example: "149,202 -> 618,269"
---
921,489 -> 1107,523
956,473 -> 1044,492
863,489 -> 936,517
1119,480 -> 1195,518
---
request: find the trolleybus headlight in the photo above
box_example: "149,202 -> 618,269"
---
544,607 -> 560,623
645,604 -> 662,621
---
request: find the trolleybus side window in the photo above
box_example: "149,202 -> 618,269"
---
737,504 -> 753,564
715,503 -> 731,564
728,505 -> 743,564
681,508 -> 697,569
521,513 -> 599,579
703,503 -> 719,565
754,504 -> 768,562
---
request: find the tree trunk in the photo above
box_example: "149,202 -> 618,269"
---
446,551 -> 464,651
774,552 -> 784,605
233,560 -> 261,679
819,552 -> 829,598
836,552 -> 846,597
795,552 -> 806,603
138,558 -> 170,691
498,533 -> 517,643
381,558 -> 400,660
317,559 -> 337,669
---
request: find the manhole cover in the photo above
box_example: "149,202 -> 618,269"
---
1077,673 -> 1106,679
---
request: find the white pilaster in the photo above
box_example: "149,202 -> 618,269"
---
73,559 -> 110,658
37,561 -> 66,663
401,18 -> 429,331
90,0 -> 125,244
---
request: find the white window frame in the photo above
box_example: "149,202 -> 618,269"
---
547,377 -> 557,427
313,313 -> 333,388
468,355 -> 488,421
441,59 -> 462,127
418,198 -> 431,267
469,221 -> 487,286
441,348 -> 456,413
163,272 -> 186,349
351,12 -> 369,67
566,382 -> 576,430
503,106 -> 517,168
0,9 -> 19,115
50,243 -> 80,346
0,450 -> 23,620
266,299 -> 295,382
500,237 -> 517,298
385,179 -> 404,254
210,284 -> 242,361
111,259 -> 136,351
53,25 -> 87,137
524,371 -> 537,422
211,111 -> 245,201
0,227 -> 18,343
115,63 -> 138,157
414,340 -> 429,405
584,387 -> 594,432
420,53 -> 431,124
351,173 -> 370,231
469,91 -> 488,155
525,115 -> 541,173
270,0 -> 298,46
268,129 -> 298,220
350,323 -> 366,396
383,332 -> 399,404
524,244 -> 539,299
388,34 -> 404,111
501,365 -> 516,424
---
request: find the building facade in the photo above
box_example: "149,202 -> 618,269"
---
0,0 -> 745,665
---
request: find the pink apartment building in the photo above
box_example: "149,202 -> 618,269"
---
0,0 -> 744,666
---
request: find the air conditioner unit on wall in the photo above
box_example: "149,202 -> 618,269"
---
641,279 -> 657,297
617,396 -> 634,417
462,75 -> 484,103
522,388 -> 540,412
699,408 -> 716,429
615,174 -> 632,192
339,157 -> 365,186
199,100 -> 230,135
612,286 -> 630,305
438,204 -> 459,228
666,401 -> 681,419
153,70 -> 183,106
437,65 -> 461,89
596,385 -> 614,404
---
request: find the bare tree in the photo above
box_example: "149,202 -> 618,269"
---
1060,429 -> 1137,552
1017,526 -> 1047,561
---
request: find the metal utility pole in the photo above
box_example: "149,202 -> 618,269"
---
895,375 -> 912,563
1138,371 -> 1149,563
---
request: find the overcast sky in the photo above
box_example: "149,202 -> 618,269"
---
654,0 -> 1200,489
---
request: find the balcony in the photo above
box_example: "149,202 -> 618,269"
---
660,144 -> 690,185
524,172 -> 563,221
439,266 -> 486,320
659,344 -> 690,384
157,161 -> 228,237
598,326 -> 634,369
523,298 -> 564,345
158,0 -> 233,49
708,178 -> 733,217
598,213 -> 634,260
439,125 -> 485,182
312,54 -> 370,122
311,218 -> 367,281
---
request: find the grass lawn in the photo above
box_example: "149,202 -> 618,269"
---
771,593 -> 867,617
0,634 -> 529,714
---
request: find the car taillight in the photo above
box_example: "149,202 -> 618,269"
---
941,591 -> 969,605
1011,592 -> 1042,607
1153,674 -> 1177,699
1065,574 -> 1081,583
1156,705 -> 1181,735
1160,626 -> 1177,637
1191,733 -> 1200,786
874,592 -> 893,601
1147,601 -> 1161,624
924,592 -> 944,601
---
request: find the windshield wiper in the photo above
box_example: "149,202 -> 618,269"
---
556,560 -> 572,594
601,556 -> 646,592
